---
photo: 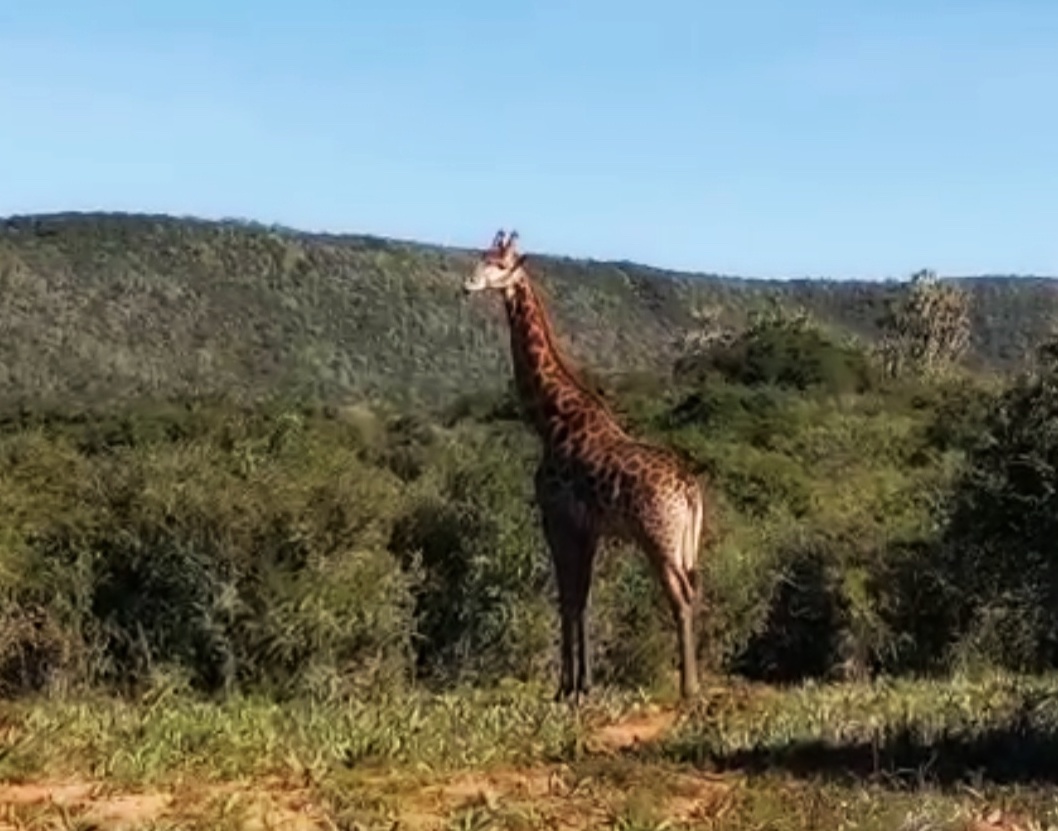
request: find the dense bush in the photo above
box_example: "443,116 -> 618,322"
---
0,404 -> 417,700
927,350 -> 1058,672
389,429 -> 554,686
7,211 -> 1058,703
675,309 -> 877,394
0,346 -> 1050,701
652,363 -> 968,682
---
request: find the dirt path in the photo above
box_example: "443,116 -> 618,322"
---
589,705 -> 679,753
0,778 -> 325,830
0,705 -> 730,831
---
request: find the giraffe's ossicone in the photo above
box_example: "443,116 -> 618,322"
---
463,229 -> 710,701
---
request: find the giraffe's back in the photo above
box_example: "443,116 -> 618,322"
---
553,434 -> 703,543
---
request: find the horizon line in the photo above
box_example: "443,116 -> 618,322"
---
2,207 -> 1054,285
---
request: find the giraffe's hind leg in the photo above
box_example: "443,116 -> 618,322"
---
658,561 -> 700,699
637,490 -> 703,700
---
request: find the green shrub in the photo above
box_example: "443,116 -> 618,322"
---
932,354 -> 1058,671
0,350 -> 1003,702
676,312 -> 877,394
0,402 -> 416,700
592,546 -> 674,690
390,431 -> 553,686
731,538 -> 848,683
654,376 -> 956,682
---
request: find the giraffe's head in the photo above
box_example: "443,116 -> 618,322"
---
463,229 -> 528,294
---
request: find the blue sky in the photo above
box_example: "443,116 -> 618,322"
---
1,1 -> 1055,279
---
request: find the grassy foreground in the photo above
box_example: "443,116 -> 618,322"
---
4,674 -> 1058,830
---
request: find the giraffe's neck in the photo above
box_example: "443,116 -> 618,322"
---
502,277 -> 623,447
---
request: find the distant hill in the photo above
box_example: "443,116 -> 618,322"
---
0,212 -> 1054,409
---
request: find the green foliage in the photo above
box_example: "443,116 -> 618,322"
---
390,430 -> 554,685
0,340 -> 1034,700
928,347 -> 1058,671
878,269 -> 972,377
0,211 -> 1056,700
648,362 -> 977,682
0,211 -> 1054,414
0,401 -> 417,700
915,374 -> 996,453
7,211 -> 1058,830
0,684 -> 591,784
677,307 -> 877,394
731,539 -> 849,683
592,549 -> 674,690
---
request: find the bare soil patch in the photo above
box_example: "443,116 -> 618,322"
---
0,777 -> 322,830
0,705 -> 728,830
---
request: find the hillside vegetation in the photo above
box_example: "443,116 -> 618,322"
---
5,211 -> 1058,828
1,211 -> 1056,409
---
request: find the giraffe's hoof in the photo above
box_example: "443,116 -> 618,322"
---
553,685 -> 593,707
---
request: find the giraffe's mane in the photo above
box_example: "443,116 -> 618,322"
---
522,271 -> 622,424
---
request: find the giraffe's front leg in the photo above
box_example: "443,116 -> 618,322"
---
537,478 -> 598,705
575,604 -> 592,697
555,606 -> 576,702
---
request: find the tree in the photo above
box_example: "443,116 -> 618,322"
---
936,340 -> 1058,669
878,269 -> 971,377
672,301 -> 737,358
675,299 -> 875,393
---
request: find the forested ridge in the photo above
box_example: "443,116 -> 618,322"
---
1,211 -> 1055,409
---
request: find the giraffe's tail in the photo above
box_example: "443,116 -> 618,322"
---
678,479 -> 706,606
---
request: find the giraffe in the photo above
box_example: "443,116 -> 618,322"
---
462,229 -> 708,701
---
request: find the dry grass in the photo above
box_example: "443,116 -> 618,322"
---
5,676 -> 1058,829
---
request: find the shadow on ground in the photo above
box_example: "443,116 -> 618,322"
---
660,721 -> 1058,787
